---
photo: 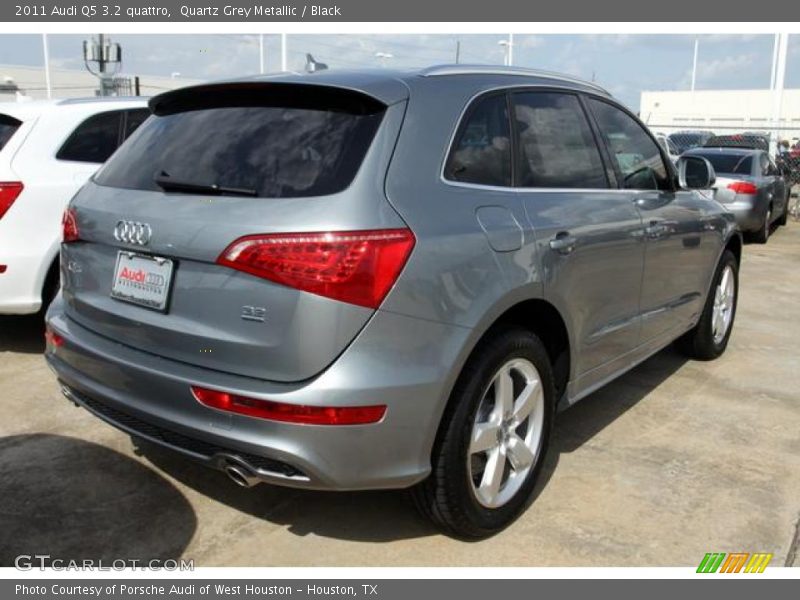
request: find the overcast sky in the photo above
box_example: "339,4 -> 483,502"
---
1,33 -> 799,109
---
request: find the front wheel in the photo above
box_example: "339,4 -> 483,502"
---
411,328 -> 555,539
677,250 -> 738,360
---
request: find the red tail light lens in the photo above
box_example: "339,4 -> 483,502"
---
62,208 -> 80,243
45,327 -> 64,348
217,229 -> 415,309
191,386 -> 386,425
727,181 -> 758,195
0,182 -> 23,220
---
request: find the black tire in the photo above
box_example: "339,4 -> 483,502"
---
677,250 -> 738,361
410,327 -> 555,539
39,261 -> 60,316
778,193 -> 789,226
752,206 -> 772,244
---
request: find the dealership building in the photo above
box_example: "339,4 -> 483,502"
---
640,88 -> 800,141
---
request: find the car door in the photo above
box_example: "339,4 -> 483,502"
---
764,153 -> 788,218
586,97 -> 714,344
512,91 -> 645,385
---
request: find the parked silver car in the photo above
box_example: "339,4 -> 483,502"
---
46,66 -> 741,538
684,146 -> 790,243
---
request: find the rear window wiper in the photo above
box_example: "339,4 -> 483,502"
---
154,172 -> 257,197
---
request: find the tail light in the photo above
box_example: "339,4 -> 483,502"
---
62,208 -> 80,243
0,182 -> 23,220
727,181 -> 758,195
191,386 -> 386,425
45,326 -> 64,349
217,229 -> 415,309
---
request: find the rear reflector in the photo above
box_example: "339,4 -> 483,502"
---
217,228 -> 415,309
45,327 -> 64,348
62,207 -> 80,243
191,386 -> 386,425
0,265 -> 6,274
0,182 -> 23,220
727,181 -> 758,195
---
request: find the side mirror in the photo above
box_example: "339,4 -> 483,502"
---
677,155 -> 716,189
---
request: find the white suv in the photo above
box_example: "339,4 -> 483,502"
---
0,97 -> 148,314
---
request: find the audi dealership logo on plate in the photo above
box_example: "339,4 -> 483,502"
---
114,220 -> 152,246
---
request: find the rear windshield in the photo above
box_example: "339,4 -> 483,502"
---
691,152 -> 753,176
0,114 -> 21,152
94,88 -> 386,198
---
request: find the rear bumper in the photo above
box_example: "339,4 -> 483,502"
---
0,252 -> 46,314
723,201 -> 764,232
45,298 -> 472,491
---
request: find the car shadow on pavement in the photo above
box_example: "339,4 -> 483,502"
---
552,345 -> 688,453
0,315 -> 45,354
0,434 -> 196,566
139,440 -> 442,543
136,346 -> 688,545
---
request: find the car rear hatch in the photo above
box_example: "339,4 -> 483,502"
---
60,79 -> 411,382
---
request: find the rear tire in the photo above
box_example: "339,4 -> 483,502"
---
677,250 -> 738,361
39,261 -> 60,316
752,206 -> 771,244
411,327 -> 555,539
778,194 -> 789,226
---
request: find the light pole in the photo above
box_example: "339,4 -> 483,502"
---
498,34 -> 514,66
41,34 -> 51,99
690,37 -> 699,92
259,33 -> 264,74
769,33 -> 789,154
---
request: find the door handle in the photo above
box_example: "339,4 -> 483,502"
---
549,232 -> 577,254
644,220 -> 668,238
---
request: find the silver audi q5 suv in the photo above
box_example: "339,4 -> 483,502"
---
46,66 -> 741,538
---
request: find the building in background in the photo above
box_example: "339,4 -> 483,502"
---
0,64 -> 202,101
640,89 -> 800,142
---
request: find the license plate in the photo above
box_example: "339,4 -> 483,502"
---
110,252 -> 174,312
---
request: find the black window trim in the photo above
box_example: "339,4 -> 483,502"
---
582,94 -> 678,193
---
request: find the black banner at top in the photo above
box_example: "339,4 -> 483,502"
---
4,0 -> 800,22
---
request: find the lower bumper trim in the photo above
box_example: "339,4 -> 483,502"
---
59,383 -> 310,484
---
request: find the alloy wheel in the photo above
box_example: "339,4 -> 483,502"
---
712,265 -> 735,344
468,358 -> 545,508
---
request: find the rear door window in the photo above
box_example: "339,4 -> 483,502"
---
123,108 -> 150,140
444,93 -> 512,187
512,92 -> 608,188
588,98 -> 671,191
56,110 -> 124,163
95,90 -> 386,198
0,114 -> 21,152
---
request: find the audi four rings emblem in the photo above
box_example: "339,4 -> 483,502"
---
114,221 -> 152,246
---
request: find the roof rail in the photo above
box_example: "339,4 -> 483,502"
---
418,64 -> 611,95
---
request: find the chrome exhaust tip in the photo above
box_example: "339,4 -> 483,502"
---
223,463 -> 260,488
